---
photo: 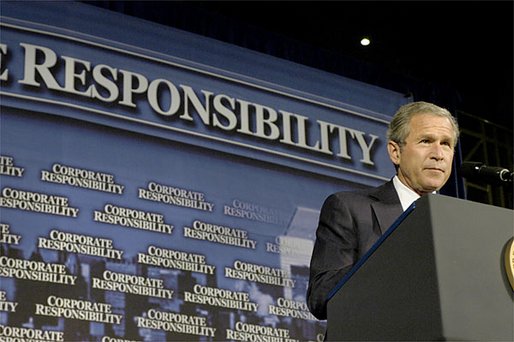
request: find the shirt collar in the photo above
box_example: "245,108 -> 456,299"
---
392,175 -> 422,211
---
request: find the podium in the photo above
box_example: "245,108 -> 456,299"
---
326,194 -> 514,341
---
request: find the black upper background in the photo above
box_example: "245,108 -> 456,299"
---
84,1 -> 513,129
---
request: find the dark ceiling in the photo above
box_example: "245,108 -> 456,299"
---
86,1 -> 513,128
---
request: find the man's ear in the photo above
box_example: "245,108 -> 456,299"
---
387,140 -> 401,166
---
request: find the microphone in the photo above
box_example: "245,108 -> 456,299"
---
460,161 -> 513,184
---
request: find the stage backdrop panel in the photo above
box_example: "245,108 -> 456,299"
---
0,2 -> 409,341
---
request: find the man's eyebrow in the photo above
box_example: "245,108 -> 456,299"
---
415,133 -> 434,140
413,133 -> 454,143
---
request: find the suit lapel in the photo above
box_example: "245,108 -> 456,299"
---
370,201 -> 403,234
369,180 -> 403,234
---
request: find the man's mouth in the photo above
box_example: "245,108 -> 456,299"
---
426,167 -> 444,173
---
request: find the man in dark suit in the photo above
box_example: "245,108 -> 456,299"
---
307,101 -> 460,320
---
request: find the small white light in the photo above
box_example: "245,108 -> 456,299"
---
360,37 -> 371,46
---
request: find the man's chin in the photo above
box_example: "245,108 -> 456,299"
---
422,182 -> 445,193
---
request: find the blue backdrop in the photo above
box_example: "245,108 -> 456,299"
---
0,2 -> 411,341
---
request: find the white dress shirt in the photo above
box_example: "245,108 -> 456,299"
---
392,175 -> 422,211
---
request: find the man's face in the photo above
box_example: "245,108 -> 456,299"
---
388,113 -> 456,195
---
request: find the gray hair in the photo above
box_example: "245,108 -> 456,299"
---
387,101 -> 460,147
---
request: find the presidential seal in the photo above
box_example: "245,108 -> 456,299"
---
504,238 -> 514,291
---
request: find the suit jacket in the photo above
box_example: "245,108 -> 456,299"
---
307,180 -> 403,320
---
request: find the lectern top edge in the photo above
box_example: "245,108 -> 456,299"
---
326,198 -> 419,301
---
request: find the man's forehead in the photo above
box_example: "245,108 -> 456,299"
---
408,114 -> 456,139
410,114 -> 453,129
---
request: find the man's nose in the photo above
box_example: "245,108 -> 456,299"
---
430,144 -> 445,160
